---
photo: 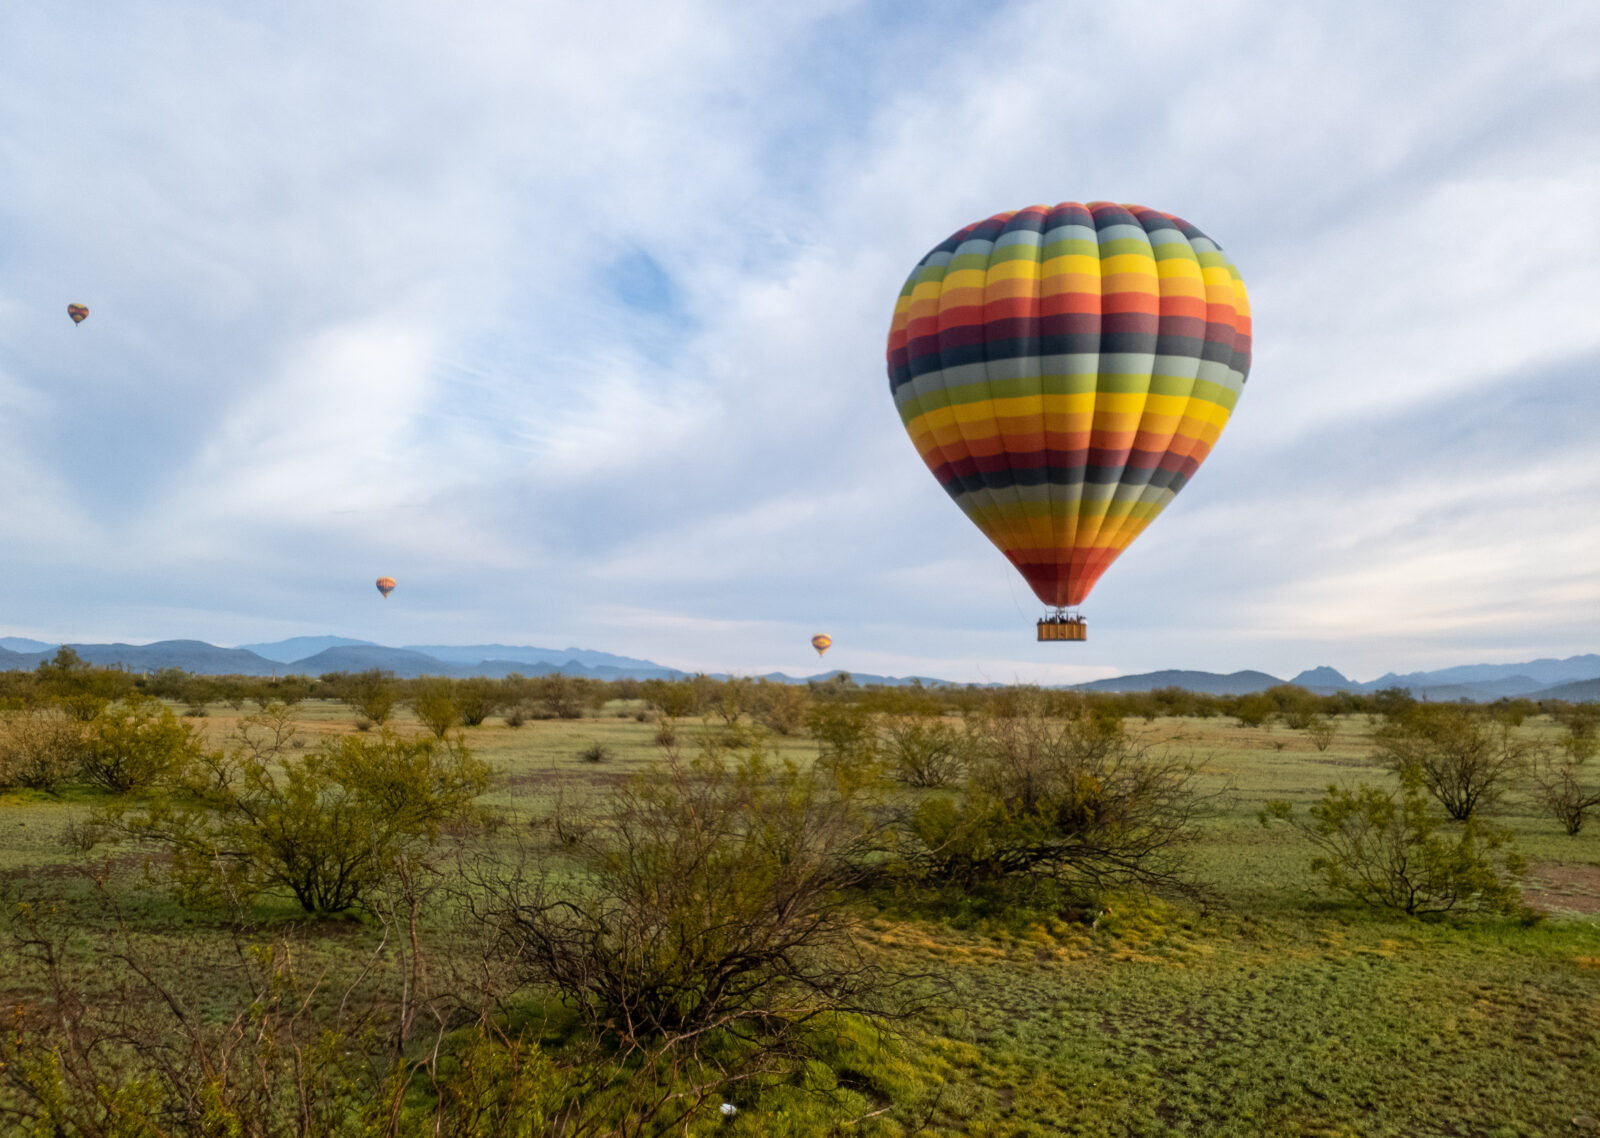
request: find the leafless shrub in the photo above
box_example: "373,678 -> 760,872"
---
1529,738 -> 1600,836
1306,716 -> 1337,753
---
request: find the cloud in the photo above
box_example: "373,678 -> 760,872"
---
1,0 -> 1597,681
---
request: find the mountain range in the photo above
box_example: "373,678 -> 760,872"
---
0,638 -> 1596,700
0,637 -> 941,687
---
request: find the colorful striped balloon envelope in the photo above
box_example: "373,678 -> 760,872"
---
886,202 -> 1251,611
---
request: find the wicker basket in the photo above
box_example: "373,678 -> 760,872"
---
1037,617 -> 1087,642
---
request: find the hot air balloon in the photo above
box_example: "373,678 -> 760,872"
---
375,577 -> 396,598
887,202 -> 1251,642
67,304 -> 89,325
811,634 -> 832,658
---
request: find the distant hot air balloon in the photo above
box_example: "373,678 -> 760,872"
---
67,304 -> 89,325
887,202 -> 1251,642
811,634 -> 832,658
375,577 -> 396,598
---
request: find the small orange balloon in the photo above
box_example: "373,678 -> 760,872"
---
375,577 -> 396,598
67,304 -> 89,325
811,634 -> 832,658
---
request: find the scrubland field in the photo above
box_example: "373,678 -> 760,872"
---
2,689 -> 1597,1137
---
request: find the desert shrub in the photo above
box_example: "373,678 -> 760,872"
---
0,707 -> 86,792
79,695 -> 207,794
0,899 -> 571,1136
1263,771 -> 1526,916
1305,716 -> 1337,752
411,677 -> 461,738
142,666 -> 192,700
344,668 -> 398,726
1267,685 -> 1321,730
455,676 -> 502,726
504,703 -> 529,727
1371,704 -> 1527,820
878,712 -> 967,788
1231,693 -> 1275,728
578,742 -> 612,763
86,728 -> 491,915
532,675 -> 586,720
482,743 -> 880,1048
262,674 -> 313,707
1546,704 -> 1598,762
1529,739 -> 1600,835
641,678 -> 697,719
35,647 -> 134,721
807,700 -> 878,773
654,717 -> 677,746
898,695 -> 1199,894
751,679 -> 810,736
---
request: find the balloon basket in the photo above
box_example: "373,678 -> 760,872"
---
1037,615 -> 1087,642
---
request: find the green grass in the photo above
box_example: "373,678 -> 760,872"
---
3,704 -> 1598,1135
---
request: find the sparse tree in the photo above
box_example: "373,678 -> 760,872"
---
1372,704 -> 1527,821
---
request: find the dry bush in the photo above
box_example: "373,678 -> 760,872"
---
0,706 -> 86,792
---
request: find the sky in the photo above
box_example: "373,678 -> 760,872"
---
2,1 -> 1598,685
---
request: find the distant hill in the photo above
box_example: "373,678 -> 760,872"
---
0,646 -> 43,670
67,640 -> 281,676
403,643 -> 669,672
1384,654 -> 1600,689
1073,669 -> 1285,696
1527,677 -> 1600,702
284,646 -> 480,677
0,637 -> 57,654
1290,666 -> 1352,691
238,636 -> 378,663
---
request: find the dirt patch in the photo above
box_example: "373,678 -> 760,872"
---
1523,859 -> 1600,915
